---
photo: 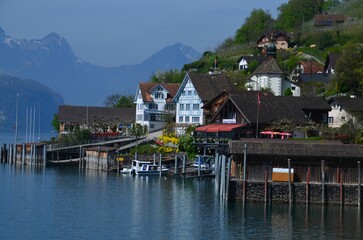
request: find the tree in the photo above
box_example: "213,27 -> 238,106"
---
235,9 -> 274,45
149,69 -> 185,83
51,114 -> 60,133
104,94 -> 134,108
333,43 -> 363,97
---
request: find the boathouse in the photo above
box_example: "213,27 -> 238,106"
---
85,146 -> 117,171
228,139 -> 363,206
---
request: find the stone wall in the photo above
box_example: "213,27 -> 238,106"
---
229,180 -> 362,206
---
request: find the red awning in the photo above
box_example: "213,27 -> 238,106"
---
195,124 -> 246,133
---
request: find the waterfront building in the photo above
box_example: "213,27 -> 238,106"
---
134,82 -> 180,132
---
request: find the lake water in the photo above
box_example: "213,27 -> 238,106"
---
0,164 -> 362,240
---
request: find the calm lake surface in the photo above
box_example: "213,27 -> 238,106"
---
1,164 -> 362,240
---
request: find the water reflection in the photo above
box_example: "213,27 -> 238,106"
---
0,165 -> 362,239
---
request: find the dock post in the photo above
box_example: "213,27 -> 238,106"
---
30,144 -> 33,166
79,146 -> 82,169
214,151 -> 220,190
226,155 -> 231,201
264,170 -> 268,203
34,145 -> 37,166
288,158 -> 292,204
174,154 -> 178,175
182,155 -> 186,174
340,172 -> 343,206
321,160 -> 325,205
243,144 -> 247,203
198,155 -> 201,177
220,154 -> 226,198
9,144 -> 13,164
159,153 -> 162,178
97,146 -> 100,171
358,161 -> 361,207
43,145 -> 47,166
306,166 -> 310,205
153,153 -> 156,165
22,144 -> 25,165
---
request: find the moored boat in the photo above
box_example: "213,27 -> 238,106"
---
129,159 -> 169,175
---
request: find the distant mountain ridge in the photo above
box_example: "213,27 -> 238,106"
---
0,27 -> 201,105
0,73 -> 64,132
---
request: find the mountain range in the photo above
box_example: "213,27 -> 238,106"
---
0,27 -> 201,106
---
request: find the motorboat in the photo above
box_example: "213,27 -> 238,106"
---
192,155 -> 215,170
130,159 -> 169,175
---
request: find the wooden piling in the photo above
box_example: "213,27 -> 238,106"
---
220,154 -> 226,198
22,144 -> 25,165
288,158 -> 292,204
306,166 -> 310,205
43,145 -> 47,166
321,160 -> 325,205
340,172 -> 343,206
97,146 -> 100,171
182,155 -> 186,174
358,161 -> 361,207
174,154 -> 178,175
198,155 -> 201,177
159,153 -> 162,178
264,170 -> 268,203
226,155 -> 231,201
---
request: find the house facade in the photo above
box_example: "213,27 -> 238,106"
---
134,82 -> 180,132
172,72 -> 236,134
327,97 -> 363,128
237,55 -> 264,71
257,31 -> 289,50
246,58 -> 301,97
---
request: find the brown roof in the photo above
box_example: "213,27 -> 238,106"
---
328,97 -> 363,113
250,58 -> 283,76
59,105 -> 135,124
139,82 -> 180,102
314,14 -> 346,26
300,61 -> 324,74
230,138 -> 363,160
187,72 -> 236,102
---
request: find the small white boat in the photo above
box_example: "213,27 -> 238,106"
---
130,159 -> 169,175
120,168 -> 131,174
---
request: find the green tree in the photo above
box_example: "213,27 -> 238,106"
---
284,88 -> 293,96
235,9 -> 274,45
51,114 -> 60,133
104,94 -> 134,108
149,69 -> 185,83
333,43 -> 363,96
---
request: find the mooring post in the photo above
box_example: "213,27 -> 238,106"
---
198,155 -> 201,177
159,153 -> 162,178
153,153 -> 156,165
226,155 -> 231,201
340,172 -> 343,206
288,158 -> 292,204
264,170 -> 268,203
9,144 -> 13,164
34,145 -> 37,166
43,145 -> 46,166
22,144 -> 25,165
306,166 -> 310,205
106,148 -> 109,171
182,155 -> 186,174
220,154 -> 226,198
214,151 -> 220,190
79,146 -> 82,169
321,160 -> 325,205
358,161 -> 361,207
174,154 -> 178,175
97,146 -> 100,170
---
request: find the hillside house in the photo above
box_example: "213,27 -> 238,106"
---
172,72 -> 236,134
246,58 -> 301,97
324,53 -> 341,74
314,14 -> 346,27
203,91 -> 330,138
237,55 -> 264,71
134,82 -> 180,132
58,105 -> 135,135
257,31 -> 289,50
290,60 -> 324,81
327,97 -> 363,128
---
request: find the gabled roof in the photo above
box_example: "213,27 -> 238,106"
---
59,105 -> 135,123
256,31 -> 290,44
297,73 -> 330,83
250,57 -> 283,76
299,61 -> 324,74
324,53 -> 341,73
314,14 -> 346,27
137,82 -> 180,102
209,91 -> 330,125
327,97 -> 363,113
173,72 -> 236,103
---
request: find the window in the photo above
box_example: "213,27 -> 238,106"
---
149,103 -> 158,110
137,115 -> 143,121
179,116 -> 183,123
185,116 -> 190,122
165,104 -> 175,111
291,86 -> 296,90
192,117 -> 199,123
155,92 -> 163,99
179,104 -> 184,110
186,104 -> 190,110
188,90 -> 192,96
193,104 -> 199,110
328,117 -> 334,124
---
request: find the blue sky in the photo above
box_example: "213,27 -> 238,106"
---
0,0 -> 288,67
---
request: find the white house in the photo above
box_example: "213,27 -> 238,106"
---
134,82 -> 180,131
173,72 -> 236,134
237,55 -> 264,71
327,97 -> 363,128
246,58 -> 301,97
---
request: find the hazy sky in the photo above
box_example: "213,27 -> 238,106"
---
0,0 -> 288,67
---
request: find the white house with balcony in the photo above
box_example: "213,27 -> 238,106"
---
173,72 -> 236,134
134,82 -> 180,131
